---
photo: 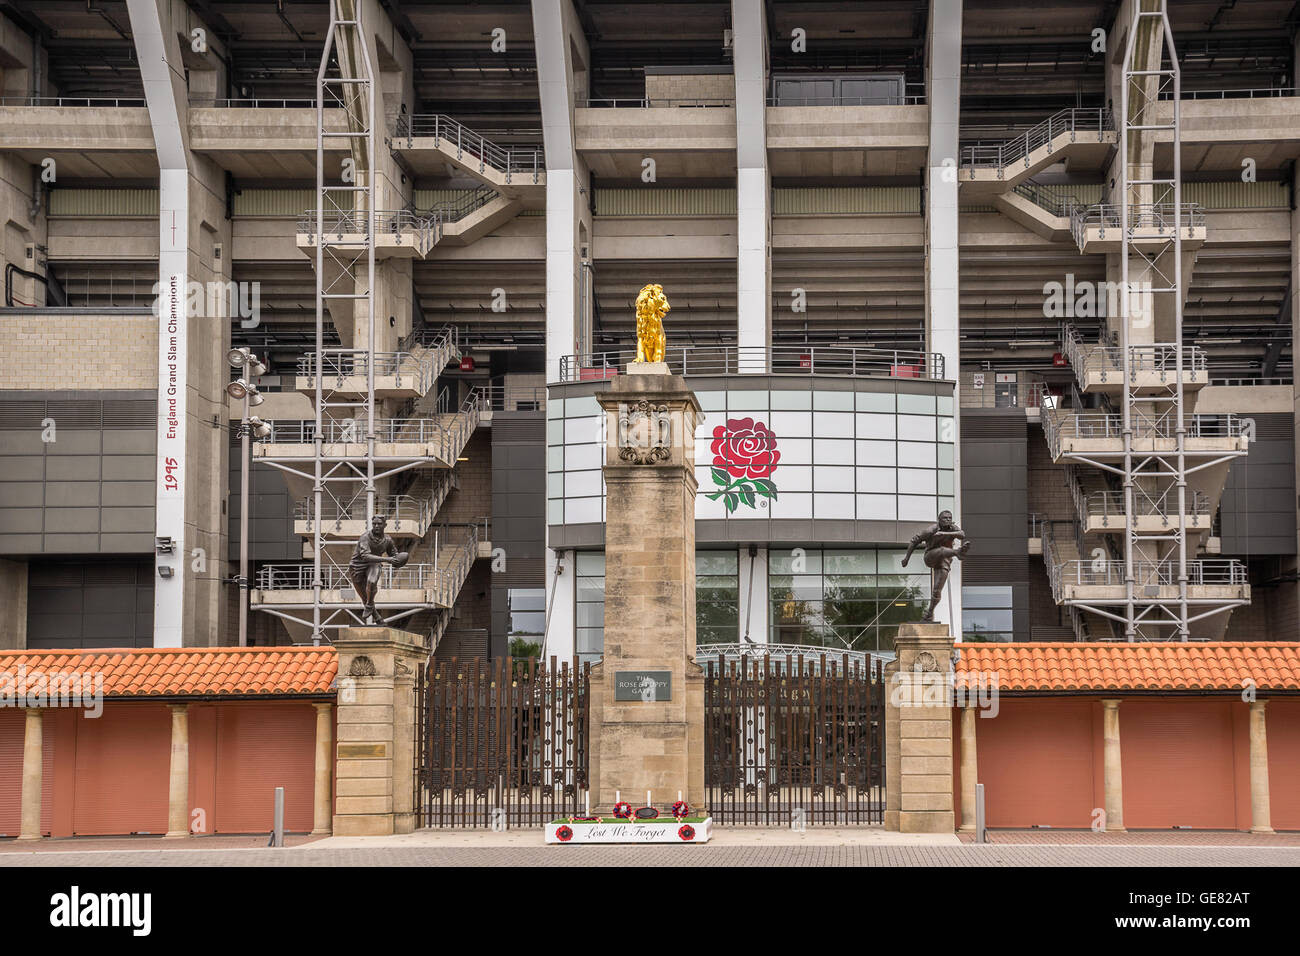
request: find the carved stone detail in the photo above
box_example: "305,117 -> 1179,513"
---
617,400 -> 672,465
349,655 -> 378,677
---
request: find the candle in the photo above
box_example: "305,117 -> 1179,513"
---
585,791 -> 590,814
647,790 -> 652,807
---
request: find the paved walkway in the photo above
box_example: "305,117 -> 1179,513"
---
2,827 -> 1299,866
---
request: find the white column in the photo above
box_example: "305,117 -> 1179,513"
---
544,548 -> 576,661
737,545 -> 769,643
926,0 -> 963,634
129,0 -> 191,646
732,0 -> 770,370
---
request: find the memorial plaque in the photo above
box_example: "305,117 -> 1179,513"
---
614,670 -> 672,701
338,743 -> 388,758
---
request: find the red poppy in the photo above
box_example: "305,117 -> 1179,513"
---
556,825 -> 573,842
678,824 -> 695,841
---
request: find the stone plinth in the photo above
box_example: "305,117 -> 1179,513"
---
589,363 -> 705,812
332,626 -> 426,836
884,621 -> 956,833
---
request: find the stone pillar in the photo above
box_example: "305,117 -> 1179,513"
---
1102,699 -> 1125,831
312,702 -> 335,836
17,708 -> 42,841
332,627 -> 426,836
886,621 -> 955,833
1249,700 -> 1273,834
164,704 -> 190,837
590,364 -> 705,811
959,703 -> 978,832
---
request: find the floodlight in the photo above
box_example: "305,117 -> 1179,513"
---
226,379 -> 249,400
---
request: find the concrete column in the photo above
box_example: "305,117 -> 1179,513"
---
1291,161 -> 1300,617
544,548 -> 576,661
959,703 -> 978,831
1249,700 -> 1273,834
17,708 -> 42,841
312,702 -> 334,835
333,627 -> 427,835
164,703 -> 190,837
737,545 -> 768,643
1102,698 -> 1125,831
925,0 -> 963,633
732,0 -> 770,368
888,622 -> 956,833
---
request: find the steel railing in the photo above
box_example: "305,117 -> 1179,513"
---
960,107 -> 1113,169
296,209 -> 438,246
394,113 -> 543,181
297,348 -> 442,397
255,562 -> 439,591
1043,408 -> 1244,443
1083,488 -> 1211,520
1061,325 -> 1207,382
0,95 -> 146,107
1050,558 -> 1247,591
580,96 -> 735,108
190,97 -> 322,109
1159,87 -> 1300,100
479,382 -> 546,412
293,494 -> 431,531
1069,202 -> 1206,247
557,345 -> 945,381
764,94 -> 926,106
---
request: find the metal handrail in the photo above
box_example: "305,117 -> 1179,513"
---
255,562 -> 438,591
580,96 -> 735,108
191,97 -> 323,109
293,493 -> 431,531
1159,87 -> 1300,100
395,113 -> 543,181
0,95 -> 146,107
256,418 -> 449,444
429,521 -> 479,606
297,348 -> 440,396
296,208 -> 437,246
1069,202 -> 1205,247
557,345 -> 945,381
1061,325 -> 1207,379
1043,408 -> 1244,441
960,107 -> 1113,169
694,643 -> 885,670
1049,558 -> 1248,589
764,94 -> 926,106
1083,488 -> 1211,518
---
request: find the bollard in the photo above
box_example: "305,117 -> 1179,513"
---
975,783 -> 987,844
272,787 -> 285,847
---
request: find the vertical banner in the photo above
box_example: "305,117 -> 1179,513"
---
154,169 -> 189,646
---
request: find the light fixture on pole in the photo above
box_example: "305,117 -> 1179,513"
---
227,348 -> 265,647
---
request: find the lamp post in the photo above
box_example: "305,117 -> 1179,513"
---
228,348 -> 268,646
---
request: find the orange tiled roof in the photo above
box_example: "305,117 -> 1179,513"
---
0,646 -> 338,698
955,642 -> 1300,693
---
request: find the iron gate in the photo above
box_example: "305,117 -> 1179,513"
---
416,657 -> 590,827
705,653 -> 886,825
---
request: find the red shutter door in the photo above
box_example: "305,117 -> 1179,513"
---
71,703 -> 170,835
213,702 -> 316,833
1267,700 -> 1300,831
1121,700 -> 1236,829
975,699 -> 1096,828
0,710 -> 22,836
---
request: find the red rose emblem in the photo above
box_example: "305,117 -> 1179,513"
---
712,417 -> 780,480
556,825 -> 573,842
678,824 -> 695,841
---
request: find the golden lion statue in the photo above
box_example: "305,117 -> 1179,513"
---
634,283 -> 669,364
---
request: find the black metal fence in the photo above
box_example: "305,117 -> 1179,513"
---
705,653 -> 886,825
416,657 -> 590,828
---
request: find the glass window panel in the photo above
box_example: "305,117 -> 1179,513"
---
938,470 -> 954,496
565,442 -> 602,471
727,390 -> 769,411
814,438 -> 854,465
898,467 -> 937,494
769,550 -> 822,575
770,492 -> 811,519
697,550 -> 738,574
547,473 -> 563,498
817,466 -> 855,492
897,393 -> 937,415
857,494 -> 896,519
509,611 -> 545,636
898,495 -> 936,521
547,398 -> 564,419
964,586 -> 1012,608
777,437 -> 812,464
547,499 -> 563,524
857,440 -> 896,466
777,464 -> 812,492
897,414 -> 936,441
814,492 -> 855,519
575,552 -> 605,575
963,608 -> 1013,634
547,419 -> 564,444
856,392 -> 895,413
576,628 -> 604,654
565,416 -> 602,444
565,470 -> 603,497
697,390 -> 726,412
770,411 -> 812,437
937,416 -> 955,442
813,390 -> 854,411
566,395 -> 600,418
938,496 -> 955,515
898,441 -> 936,468
857,467 -> 895,493
565,497 -> 603,524
937,443 -> 955,468
508,589 -> 546,611
855,413 -> 895,439
770,389 -> 813,410
936,394 -> 955,416
823,550 -> 873,574
575,602 -> 605,627
547,446 -> 564,471
876,551 -> 911,574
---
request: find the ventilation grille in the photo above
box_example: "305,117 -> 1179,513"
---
0,399 -> 154,428
960,414 -> 1027,441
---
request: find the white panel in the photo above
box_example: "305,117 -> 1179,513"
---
564,416 -> 602,444
899,495 -> 937,521
815,493 -> 855,519
857,494 -> 897,520
813,391 -> 854,411
817,466 -> 855,492
566,470 -> 603,497
770,492 -> 811,519
566,497 -> 602,524
855,413 -> 896,439
898,442 -> 937,468
776,464 -> 812,491
897,414 -> 937,441
898,467 -> 937,494
813,438 -> 854,465
778,437 -> 812,464
770,411 -> 812,436
565,442 -> 602,471
857,467 -> 896,493
857,440 -> 896,465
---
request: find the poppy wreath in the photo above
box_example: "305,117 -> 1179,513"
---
678,824 -> 696,841
671,800 -> 690,821
706,417 -> 779,514
612,801 -> 633,819
635,806 -> 659,820
556,825 -> 574,842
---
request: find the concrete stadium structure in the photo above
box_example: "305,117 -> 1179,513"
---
0,0 -> 1296,654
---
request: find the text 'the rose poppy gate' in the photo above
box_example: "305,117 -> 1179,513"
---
705,653 -> 886,825
416,657 -> 589,828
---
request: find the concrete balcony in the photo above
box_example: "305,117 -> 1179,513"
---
0,99 -> 155,178
391,114 -> 543,194
1042,409 -> 1247,461
1061,327 -> 1208,394
767,104 -> 928,177
189,103 -> 343,178
1048,558 -> 1250,607
295,342 -> 458,400
1076,490 -> 1214,536
960,108 -> 1116,195
1070,202 -> 1206,254
296,210 -> 440,259
576,103 -> 736,178
253,414 -> 476,469
1151,93 -> 1300,174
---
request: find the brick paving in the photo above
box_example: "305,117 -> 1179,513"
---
2,839 -> 1299,867
0,834 -> 323,854
957,829 -> 1300,846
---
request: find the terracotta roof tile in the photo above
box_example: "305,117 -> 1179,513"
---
0,646 -> 338,698
955,642 -> 1300,692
